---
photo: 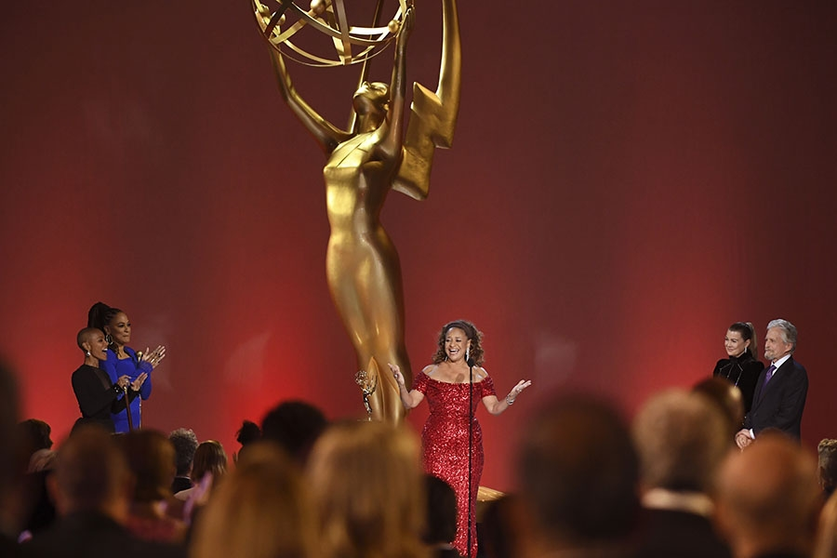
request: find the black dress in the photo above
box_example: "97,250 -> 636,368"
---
71,364 -> 136,433
712,350 -> 764,415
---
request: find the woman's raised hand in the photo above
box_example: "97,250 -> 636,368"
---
131,372 -> 149,392
388,362 -> 406,388
508,379 -> 532,403
116,375 -> 131,389
142,345 -> 166,368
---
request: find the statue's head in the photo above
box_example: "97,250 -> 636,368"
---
353,81 -> 390,117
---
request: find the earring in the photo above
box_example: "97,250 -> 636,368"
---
465,347 -> 470,361
85,350 -> 91,357
105,333 -> 113,345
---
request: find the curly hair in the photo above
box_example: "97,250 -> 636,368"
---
431,320 -> 485,366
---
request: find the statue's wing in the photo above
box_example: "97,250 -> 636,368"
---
392,0 -> 461,201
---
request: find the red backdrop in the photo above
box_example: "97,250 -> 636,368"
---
1,1 -> 836,491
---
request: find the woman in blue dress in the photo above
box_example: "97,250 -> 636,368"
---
87,302 -> 166,432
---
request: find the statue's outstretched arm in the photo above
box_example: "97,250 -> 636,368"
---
270,49 -> 352,154
378,5 -> 415,159
392,0 -> 461,200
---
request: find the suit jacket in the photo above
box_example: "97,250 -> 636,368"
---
743,356 -> 808,439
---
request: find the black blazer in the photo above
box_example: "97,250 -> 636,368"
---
743,356 -> 808,439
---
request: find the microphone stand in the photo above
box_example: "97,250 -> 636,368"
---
467,355 -> 474,558
123,385 -> 134,431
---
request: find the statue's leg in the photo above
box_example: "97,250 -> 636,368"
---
326,232 -> 412,424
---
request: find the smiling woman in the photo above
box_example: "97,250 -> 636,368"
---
389,320 -> 532,557
87,302 -> 165,432
71,327 -> 145,433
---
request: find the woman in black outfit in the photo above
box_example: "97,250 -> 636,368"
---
712,321 -> 764,415
71,327 -> 147,433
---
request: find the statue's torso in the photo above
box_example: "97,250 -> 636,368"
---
323,131 -> 397,230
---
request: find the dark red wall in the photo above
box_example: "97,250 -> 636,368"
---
2,1 -> 835,490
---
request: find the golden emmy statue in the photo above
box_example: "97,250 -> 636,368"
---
251,0 -> 461,423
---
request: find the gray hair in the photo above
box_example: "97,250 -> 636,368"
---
169,428 -> 199,476
633,390 -> 729,494
767,319 -> 798,353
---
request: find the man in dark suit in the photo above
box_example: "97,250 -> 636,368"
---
736,319 -> 808,449
632,390 -> 732,558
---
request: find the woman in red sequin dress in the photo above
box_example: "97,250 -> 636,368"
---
390,320 -> 532,557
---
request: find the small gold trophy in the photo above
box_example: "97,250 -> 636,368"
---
355,368 -> 378,421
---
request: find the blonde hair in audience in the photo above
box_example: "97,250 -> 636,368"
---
815,492 -> 837,558
308,421 -> 427,558
190,442 -> 316,558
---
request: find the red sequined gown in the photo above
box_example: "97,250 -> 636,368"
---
413,372 -> 496,558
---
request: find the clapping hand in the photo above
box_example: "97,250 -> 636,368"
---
131,372 -> 149,392
141,345 -> 166,368
116,375 -> 131,390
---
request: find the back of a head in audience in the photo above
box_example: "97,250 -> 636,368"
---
190,442 -> 316,558
236,420 -> 261,447
16,419 -> 53,458
261,400 -> 327,465
169,428 -> 198,478
481,495 -> 521,558
119,429 -> 176,502
191,440 -> 228,483
423,474 -> 457,548
692,377 -> 745,439
819,439 -> 837,499
633,389 -> 729,494
49,426 -> 131,519
716,433 -> 821,558
308,420 -> 426,558
517,395 -> 639,555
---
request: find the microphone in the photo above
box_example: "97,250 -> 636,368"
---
466,356 -> 475,368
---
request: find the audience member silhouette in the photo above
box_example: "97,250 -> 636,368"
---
15,419 -> 57,539
632,390 -> 732,558
261,400 -> 327,466
0,361 -> 33,557
479,495 -> 521,558
819,439 -> 837,500
815,492 -> 837,558
190,441 -> 316,558
174,440 -> 227,504
25,426 -> 185,558
716,433 -> 821,558
169,428 -> 198,494
233,420 -> 261,463
424,474 -> 461,558
118,430 -> 187,545
693,376 -> 746,440
516,395 -> 639,558
308,421 -> 426,558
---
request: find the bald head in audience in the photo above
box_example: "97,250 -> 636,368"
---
716,434 -> 821,558
517,395 -> 639,557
